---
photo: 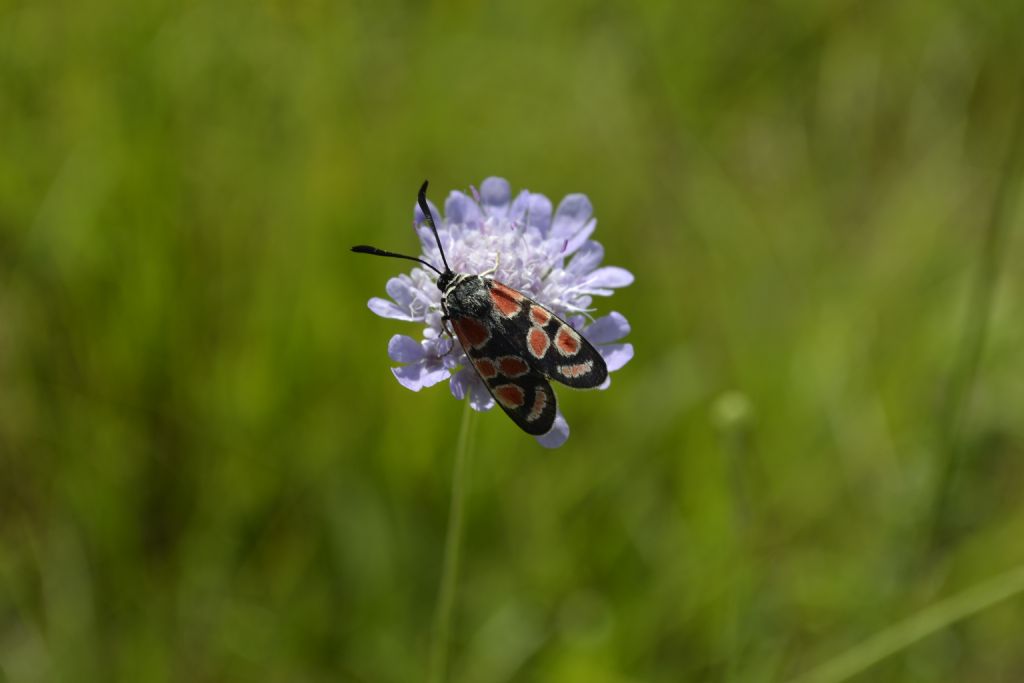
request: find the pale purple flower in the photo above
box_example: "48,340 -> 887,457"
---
367,177 -> 634,448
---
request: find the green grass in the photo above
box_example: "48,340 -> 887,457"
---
2,1 -> 1024,681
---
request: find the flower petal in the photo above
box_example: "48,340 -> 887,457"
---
510,192 -> 553,233
528,200 -> 553,234
445,191 -> 484,225
424,311 -> 444,332
368,297 -> 416,321
440,346 -> 465,371
585,312 -> 631,343
567,241 -> 604,275
598,342 -> 633,372
388,334 -> 425,363
449,368 -> 496,411
451,363 -> 494,411
535,413 -> 569,448
449,368 -> 472,400
480,177 -> 511,217
508,190 -> 530,220
582,266 -> 634,289
550,193 -> 593,240
414,197 -> 442,227
391,360 -> 450,391
385,275 -> 418,308
423,337 -> 456,367
566,314 -> 587,331
416,224 -> 442,255
469,384 -> 495,411
561,219 -> 596,256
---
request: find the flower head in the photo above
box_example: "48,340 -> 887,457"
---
366,177 -> 633,448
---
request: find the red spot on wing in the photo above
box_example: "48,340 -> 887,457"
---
453,317 -> 490,349
489,282 -> 524,318
555,325 -> 581,356
494,384 -> 525,409
529,305 -> 551,326
558,361 -> 593,378
527,386 -> 548,422
528,327 -> 550,359
474,358 -> 498,379
498,355 -> 529,377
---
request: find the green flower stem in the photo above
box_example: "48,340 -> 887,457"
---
929,81 -> 1024,547
787,563 -> 1024,683
428,398 -> 477,683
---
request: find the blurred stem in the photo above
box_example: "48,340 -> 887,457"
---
428,398 -> 476,683
786,563 -> 1024,683
928,82 -> 1024,549
712,391 -> 756,682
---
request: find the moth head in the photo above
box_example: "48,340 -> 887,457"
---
436,270 -> 455,293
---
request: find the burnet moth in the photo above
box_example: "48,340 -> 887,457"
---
352,181 -> 608,435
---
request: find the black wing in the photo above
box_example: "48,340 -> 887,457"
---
484,279 -> 608,389
449,313 -> 558,435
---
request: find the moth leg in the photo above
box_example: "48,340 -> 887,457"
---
480,252 -> 500,278
439,313 -> 456,356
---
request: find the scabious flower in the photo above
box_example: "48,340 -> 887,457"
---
367,177 -> 633,448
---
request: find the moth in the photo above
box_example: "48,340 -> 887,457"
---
353,181 -> 607,435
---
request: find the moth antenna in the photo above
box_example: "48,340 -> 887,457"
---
417,180 -> 451,274
351,245 -> 444,276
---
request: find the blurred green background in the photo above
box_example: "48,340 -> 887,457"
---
3,1 -> 1024,681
